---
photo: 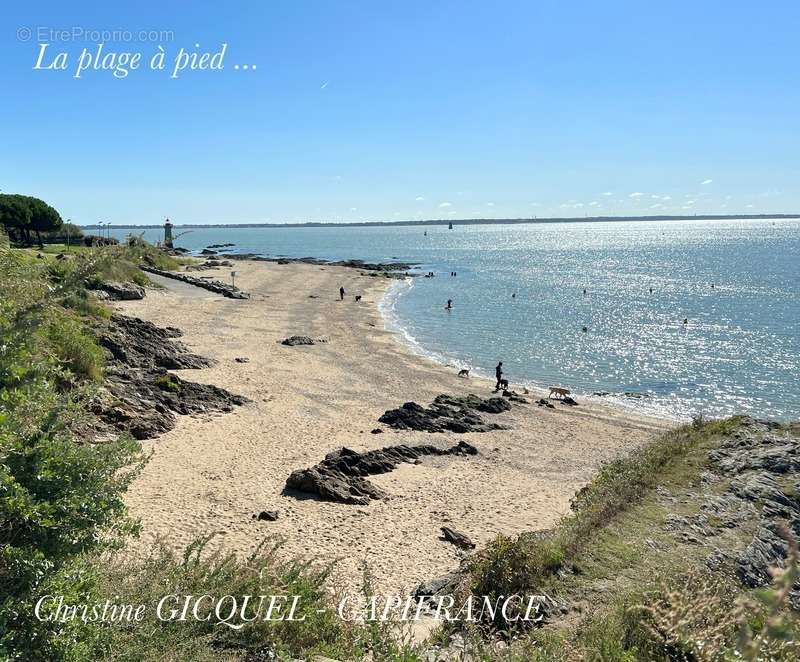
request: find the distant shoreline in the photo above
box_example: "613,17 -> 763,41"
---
83,214 -> 799,230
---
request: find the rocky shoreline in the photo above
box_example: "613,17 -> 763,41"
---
89,314 -> 249,440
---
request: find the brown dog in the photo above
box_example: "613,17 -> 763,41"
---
549,386 -> 570,399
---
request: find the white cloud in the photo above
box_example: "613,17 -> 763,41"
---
746,204 -> 754,208
701,179 -> 713,185
415,196 -> 425,201
629,192 -> 644,198
589,201 -> 599,207
486,202 -> 495,207
529,202 -> 540,207
438,202 -> 452,208
650,203 -> 663,209
661,195 -> 672,201
350,207 -> 357,211
685,200 -> 696,205
602,191 -> 613,196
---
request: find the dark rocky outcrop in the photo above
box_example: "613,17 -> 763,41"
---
378,394 -> 512,433
440,527 -> 476,549
254,510 -> 279,522
97,314 -> 210,370
285,441 -> 478,505
658,418 -> 800,602
219,253 -> 414,277
90,281 -> 146,301
91,315 -> 248,440
502,390 -> 529,403
280,335 -> 318,346
185,259 -> 234,271
139,266 -> 249,299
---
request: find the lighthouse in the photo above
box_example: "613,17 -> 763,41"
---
164,218 -> 174,248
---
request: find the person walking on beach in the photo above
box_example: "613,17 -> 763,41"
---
339,286 -> 345,301
495,361 -> 503,390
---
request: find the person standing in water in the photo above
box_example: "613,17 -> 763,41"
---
495,361 -> 503,390
445,299 -> 453,310
339,286 -> 345,301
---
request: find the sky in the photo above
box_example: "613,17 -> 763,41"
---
1,1 -> 798,225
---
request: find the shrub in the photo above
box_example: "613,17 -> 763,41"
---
40,312 -> 106,382
0,246 -> 144,660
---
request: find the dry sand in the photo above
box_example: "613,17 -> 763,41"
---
117,260 -> 669,593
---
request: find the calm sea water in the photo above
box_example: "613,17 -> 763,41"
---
111,220 -> 800,422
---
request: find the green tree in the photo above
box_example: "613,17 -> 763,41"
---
24,195 -> 63,248
0,194 -> 63,247
0,194 -> 32,244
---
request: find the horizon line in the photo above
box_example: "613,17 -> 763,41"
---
80,213 -> 800,229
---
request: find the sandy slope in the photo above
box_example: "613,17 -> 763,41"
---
117,260 -> 669,593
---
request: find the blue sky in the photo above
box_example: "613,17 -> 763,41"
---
2,1 -> 798,224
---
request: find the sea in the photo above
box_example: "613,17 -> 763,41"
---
109,219 -> 800,422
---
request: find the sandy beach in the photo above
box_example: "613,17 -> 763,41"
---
117,260 -> 669,593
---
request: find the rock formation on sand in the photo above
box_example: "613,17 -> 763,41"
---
440,526 -> 476,549
91,314 -> 249,440
90,281 -> 146,301
285,441 -> 478,505
280,335 -> 319,346
378,394 -> 513,433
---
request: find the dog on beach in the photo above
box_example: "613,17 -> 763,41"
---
457,369 -> 470,378
549,386 -> 571,399
498,378 -> 509,390
354,295 -> 362,302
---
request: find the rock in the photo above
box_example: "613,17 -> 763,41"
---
378,394 -> 511,433
200,248 -> 217,255
280,335 -> 316,346
98,314 -> 210,370
285,441 -> 478,504
185,259 -> 234,271
255,510 -> 279,521
206,243 -> 235,249
560,396 -> 578,406
440,526 -> 476,549
92,281 -> 145,300
413,573 -> 460,598
235,357 -> 250,363
502,390 -> 529,403
370,428 -> 383,434
90,314 -> 249,440
737,522 -> 791,588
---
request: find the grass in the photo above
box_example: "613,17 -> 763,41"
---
49,537 -> 427,662
461,416 -> 800,660
467,419 -> 739,617
155,373 -> 182,393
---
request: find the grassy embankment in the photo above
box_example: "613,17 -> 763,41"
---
456,418 -> 800,661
